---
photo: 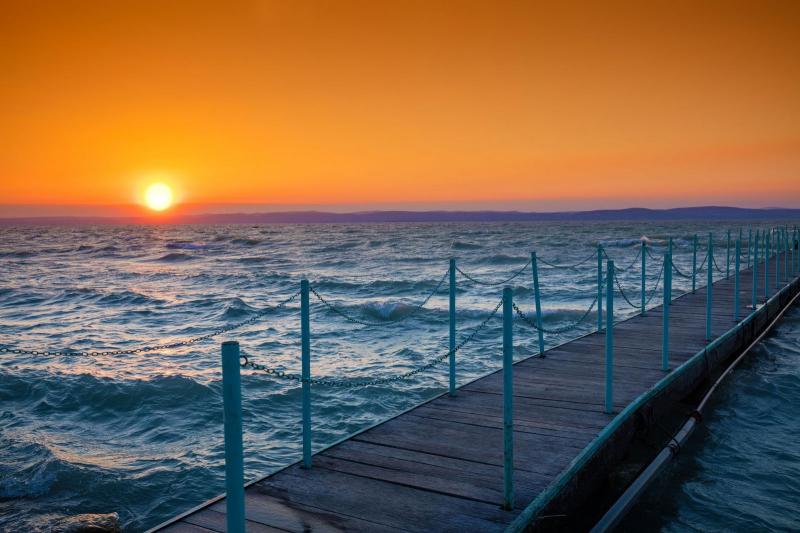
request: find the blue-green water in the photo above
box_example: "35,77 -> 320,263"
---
0,221 -> 796,531
620,304 -> 800,533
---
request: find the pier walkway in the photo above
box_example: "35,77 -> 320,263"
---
155,249 -> 800,533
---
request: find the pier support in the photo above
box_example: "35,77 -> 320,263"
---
449,259 -> 456,396
532,252 -> 545,356
301,279 -> 311,468
706,233 -> 713,340
662,253 -> 671,371
221,341 -> 246,533
640,241 -> 646,316
605,260 -> 614,414
734,239 -> 740,322
502,287 -> 514,511
597,245 -> 603,332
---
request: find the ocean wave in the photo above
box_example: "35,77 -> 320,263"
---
221,298 -> 259,319
451,241 -> 482,250
155,252 -> 196,262
0,439 -> 58,499
1,370 -> 216,417
230,238 -> 262,246
0,250 -> 36,259
165,242 -> 215,251
600,237 -> 645,248
480,254 -> 529,265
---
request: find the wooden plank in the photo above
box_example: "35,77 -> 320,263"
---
183,509 -> 286,533
209,490 -> 407,532
253,466 -> 515,531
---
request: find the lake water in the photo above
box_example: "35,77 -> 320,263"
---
0,221 -> 794,531
620,303 -> 800,532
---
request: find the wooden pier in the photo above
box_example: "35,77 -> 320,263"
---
154,250 -> 800,533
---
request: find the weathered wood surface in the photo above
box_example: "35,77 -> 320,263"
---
156,253 -> 799,533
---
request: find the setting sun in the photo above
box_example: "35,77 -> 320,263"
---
144,183 -> 174,211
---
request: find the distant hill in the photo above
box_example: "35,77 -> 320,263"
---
1,206 -> 799,226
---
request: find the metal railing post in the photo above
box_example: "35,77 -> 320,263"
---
605,260 -> 614,414
301,279 -> 312,468
221,341 -> 245,533
765,230 -> 770,301
752,231 -> 759,309
662,252 -> 671,371
531,252 -> 545,356
726,229 -> 731,278
747,227 -> 752,268
785,227 -> 789,281
449,259 -> 456,397
502,286 -> 514,511
597,244 -> 603,332
734,239 -> 740,322
776,228 -> 781,289
706,233 -> 713,341
691,234 -> 697,294
640,241 -> 646,315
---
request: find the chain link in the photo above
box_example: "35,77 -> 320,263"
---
0,291 -> 300,357
308,270 -> 448,327
603,246 -> 642,273
671,261 -> 692,278
513,296 -> 598,335
537,251 -> 597,270
242,297 -> 504,388
645,247 -> 665,263
455,259 -> 532,286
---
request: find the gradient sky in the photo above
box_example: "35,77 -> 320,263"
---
2,0 -> 800,215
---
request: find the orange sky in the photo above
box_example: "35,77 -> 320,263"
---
1,0 -> 800,214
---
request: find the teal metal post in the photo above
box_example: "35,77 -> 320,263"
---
726,229 -> 731,278
747,228 -> 752,268
734,239 -> 740,321
764,230 -> 770,301
502,287 -> 514,511
706,233 -> 713,341
752,231 -> 759,308
597,244 -> 603,332
776,228 -> 781,289
691,234 -> 697,294
784,227 -> 788,282
531,252 -> 545,356
449,259 -> 456,396
662,253 -> 671,371
668,237 -> 673,258
605,260 -> 614,414
221,341 -> 245,533
640,241 -> 646,315
738,228 -> 743,269
300,279 -> 311,468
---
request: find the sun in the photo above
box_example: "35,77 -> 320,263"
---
144,183 -> 174,211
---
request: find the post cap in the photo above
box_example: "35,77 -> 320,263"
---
222,340 -> 239,347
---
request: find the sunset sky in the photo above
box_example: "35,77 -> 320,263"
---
1,0 -> 800,216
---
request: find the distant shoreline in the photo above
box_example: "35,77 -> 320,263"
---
1,206 -> 799,226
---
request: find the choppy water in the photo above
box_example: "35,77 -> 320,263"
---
0,221 -> 793,531
620,304 -> 800,533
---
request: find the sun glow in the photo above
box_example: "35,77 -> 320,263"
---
144,183 -> 174,211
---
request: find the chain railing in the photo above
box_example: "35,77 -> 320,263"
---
241,297 -> 504,388
455,258 -> 532,286
603,246 -> 642,273
512,296 -> 598,335
536,250 -> 597,270
308,269 -> 448,327
0,291 -> 300,357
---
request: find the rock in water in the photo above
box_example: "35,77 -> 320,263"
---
52,513 -> 121,533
